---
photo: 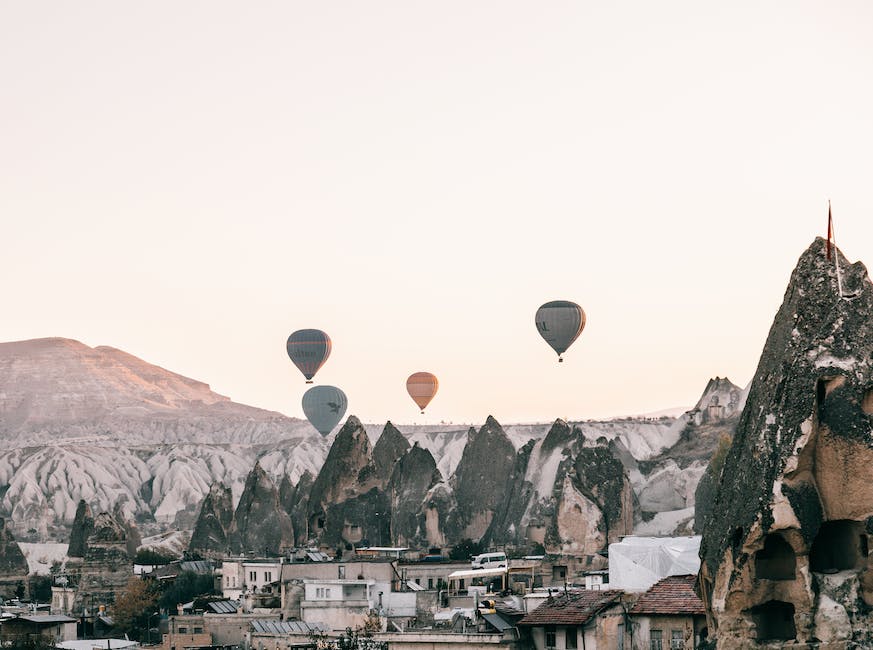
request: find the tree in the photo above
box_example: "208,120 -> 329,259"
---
134,548 -> 176,565
113,576 -> 159,641
29,575 -> 53,602
158,571 -> 216,611
448,538 -> 484,561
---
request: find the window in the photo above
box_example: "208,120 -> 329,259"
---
545,627 -> 556,649
264,571 -> 272,583
194,628 -> 203,634
755,533 -> 796,580
565,627 -> 577,649
249,571 -> 257,582
670,630 -> 684,649
232,576 -> 236,587
325,588 -> 331,598
415,578 -> 421,585
650,629 -> 663,650
316,587 -> 324,598
428,578 -> 434,589
617,624 -> 624,650
338,566 -> 346,579
178,627 -> 188,634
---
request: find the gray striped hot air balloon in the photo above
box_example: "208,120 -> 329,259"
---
535,300 -> 586,362
302,385 -> 348,436
286,329 -> 332,383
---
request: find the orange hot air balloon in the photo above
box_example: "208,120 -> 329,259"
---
406,372 -> 439,414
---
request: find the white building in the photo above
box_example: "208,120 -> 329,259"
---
301,579 -> 383,631
221,558 -> 283,600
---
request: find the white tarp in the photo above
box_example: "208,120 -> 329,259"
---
608,535 -> 701,592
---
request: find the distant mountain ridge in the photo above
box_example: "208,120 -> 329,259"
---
0,336 -> 738,545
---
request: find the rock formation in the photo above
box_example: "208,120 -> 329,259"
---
68,499 -> 94,558
307,416 -> 390,547
289,471 -> 313,546
448,416 -> 516,541
189,482 -> 234,557
699,238 -> 873,647
482,419 -> 634,556
227,463 -> 294,555
0,517 -> 28,599
70,510 -> 132,609
388,443 -> 444,547
373,422 -> 411,482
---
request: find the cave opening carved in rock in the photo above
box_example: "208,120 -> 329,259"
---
755,533 -> 796,581
746,600 -> 796,642
809,520 -> 867,573
863,387 -> 873,416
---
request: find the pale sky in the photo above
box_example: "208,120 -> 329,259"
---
2,1 -> 873,425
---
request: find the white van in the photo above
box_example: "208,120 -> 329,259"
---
471,552 -> 507,569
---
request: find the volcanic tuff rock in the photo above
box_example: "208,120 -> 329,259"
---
68,500 -> 94,558
189,482 -> 234,558
289,471 -> 313,547
448,416 -> 516,541
70,510 -> 132,609
0,517 -> 28,598
227,463 -> 294,555
307,416 -> 380,541
484,419 -> 634,555
388,443 -> 444,547
373,422 -> 411,482
699,239 -> 873,647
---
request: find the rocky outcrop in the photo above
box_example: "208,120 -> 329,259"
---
189,482 -> 234,557
447,416 -> 516,541
481,419 -> 633,556
699,238 -> 873,647
0,517 -> 28,598
290,471 -> 313,546
307,416 -> 382,543
68,500 -> 94,558
227,463 -> 294,555
388,443 -> 444,547
373,422 -> 410,482
688,377 -> 744,425
70,510 -> 132,609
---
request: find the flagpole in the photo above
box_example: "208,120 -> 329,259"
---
829,200 -> 845,298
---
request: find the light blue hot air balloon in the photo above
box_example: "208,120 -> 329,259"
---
535,300 -> 586,362
302,385 -> 348,436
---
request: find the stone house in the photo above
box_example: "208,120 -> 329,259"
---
0,614 -> 78,644
625,575 -> 707,649
516,590 -> 624,650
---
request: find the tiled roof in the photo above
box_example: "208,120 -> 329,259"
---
628,575 -> 705,616
517,590 -> 623,627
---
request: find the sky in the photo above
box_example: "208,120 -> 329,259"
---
2,1 -> 873,425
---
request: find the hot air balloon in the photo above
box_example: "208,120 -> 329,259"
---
286,329 -> 331,383
406,372 -> 438,414
535,300 -> 586,362
302,385 -> 348,436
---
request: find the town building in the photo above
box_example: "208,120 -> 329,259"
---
625,575 -> 707,650
0,614 -> 78,645
516,590 -> 625,650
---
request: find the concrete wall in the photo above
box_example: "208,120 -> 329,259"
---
375,631 -> 513,650
626,615 -> 704,650
205,612 -> 280,646
282,561 -> 396,583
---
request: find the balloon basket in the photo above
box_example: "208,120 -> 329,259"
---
306,380 -> 313,384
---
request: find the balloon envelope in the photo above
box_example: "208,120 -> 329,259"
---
406,372 -> 439,413
287,329 -> 331,382
302,385 -> 348,436
535,300 -> 586,360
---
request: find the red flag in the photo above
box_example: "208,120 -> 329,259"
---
827,202 -> 833,261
